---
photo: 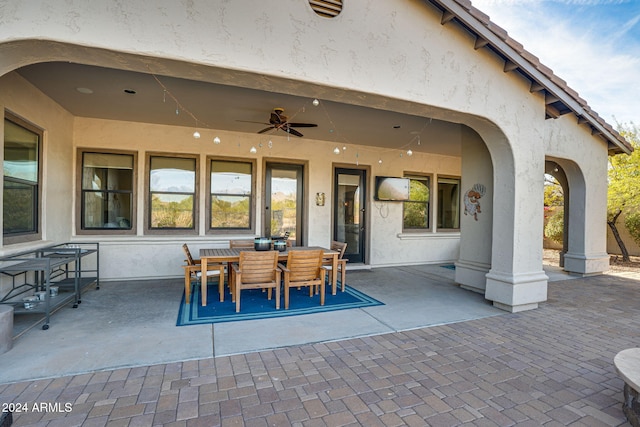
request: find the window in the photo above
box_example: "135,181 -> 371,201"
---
437,177 -> 460,230
210,159 -> 253,230
403,175 -> 430,230
149,156 -> 196,230
3,116 -> 41,241
81,152 -> 134,231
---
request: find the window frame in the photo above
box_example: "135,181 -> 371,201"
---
436,176 -> 461,231
3,112 -> 43,245
207,157 -> 256,235
402,173 -> 432,231
76,148 -> 137,236
145,153 -> 199,235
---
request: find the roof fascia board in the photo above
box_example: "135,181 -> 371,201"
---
425,0 -> 631,154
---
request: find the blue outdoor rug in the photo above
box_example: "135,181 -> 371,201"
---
176,282 -> 384,326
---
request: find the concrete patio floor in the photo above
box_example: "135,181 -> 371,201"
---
1,263 -> 508,384
2,263 -> 638,426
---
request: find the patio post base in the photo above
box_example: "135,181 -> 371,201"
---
563,252 -> 609,276
484,269 -> 547,313
455,260 -> 490,294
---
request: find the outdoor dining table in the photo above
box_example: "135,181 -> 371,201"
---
199,246 -> 339,306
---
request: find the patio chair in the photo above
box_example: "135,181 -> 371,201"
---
324,240 -> 348,292
280,249 -> 326,309
227,240 -> 257,297
182,244 -> 225,304
230,239 -> 255,249
231,250 -> 281,313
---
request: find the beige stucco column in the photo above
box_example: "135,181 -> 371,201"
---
557,159 -> 610,275
482,126 -> 548,313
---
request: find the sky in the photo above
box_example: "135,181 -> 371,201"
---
471,0 -> 640,128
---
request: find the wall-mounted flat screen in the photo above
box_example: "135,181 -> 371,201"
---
374,176 -> 410,201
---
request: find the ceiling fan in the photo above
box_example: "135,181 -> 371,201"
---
243,108 -> 317,137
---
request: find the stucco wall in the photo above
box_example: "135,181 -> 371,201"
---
70,116 -> 461,280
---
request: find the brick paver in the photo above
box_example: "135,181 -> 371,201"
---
1,273 -> 638,426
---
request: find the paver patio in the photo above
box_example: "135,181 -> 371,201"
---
0,270 -> 638,426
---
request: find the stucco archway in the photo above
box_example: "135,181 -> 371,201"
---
545,157 -> 605,275
454,118 -> 550,312
2,39 -> 544,312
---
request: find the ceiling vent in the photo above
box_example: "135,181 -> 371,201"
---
308,0 -> 343,18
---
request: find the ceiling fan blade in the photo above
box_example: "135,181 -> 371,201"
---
258,127 -> 274,134
288,123 -> 318,128
285,127 -> 304,137
237,120 -> 270,125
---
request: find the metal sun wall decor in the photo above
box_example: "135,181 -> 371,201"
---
464,183 -> 486,221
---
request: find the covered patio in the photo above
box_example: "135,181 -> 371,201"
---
1,0 -> 632,323
0,263 -> 574,385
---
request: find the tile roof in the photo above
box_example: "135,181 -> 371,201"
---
428,0 -> 633,154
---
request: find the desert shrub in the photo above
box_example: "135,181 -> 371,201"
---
625,211 -> 640,245
544,207 -> 564,244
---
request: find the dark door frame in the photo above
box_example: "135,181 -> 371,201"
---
333,166 -> 367,264
264,161 -> 305,246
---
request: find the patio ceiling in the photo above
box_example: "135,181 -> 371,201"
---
16,62 -> 464,157
3,0 -> 631,156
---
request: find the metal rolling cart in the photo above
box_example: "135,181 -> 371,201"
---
0,242 -> 99,330
40,242 -> 100,304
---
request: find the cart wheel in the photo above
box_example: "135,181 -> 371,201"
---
72,304 -> 78,308
42,324 -> 49,330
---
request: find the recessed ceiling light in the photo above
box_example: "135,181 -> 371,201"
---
76,87 -> 93,94
123,89 -> 136,94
